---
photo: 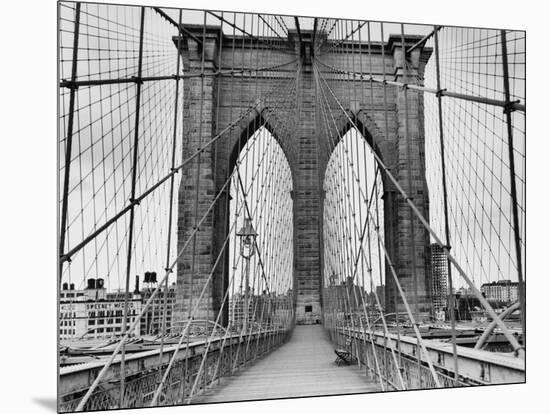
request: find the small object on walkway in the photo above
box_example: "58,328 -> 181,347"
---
334,338 -> 353,365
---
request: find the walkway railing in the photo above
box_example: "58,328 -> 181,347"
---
59,328 -> 291,411
332,326 -> 524,391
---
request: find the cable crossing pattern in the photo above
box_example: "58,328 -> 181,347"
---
58,3 -> 525,411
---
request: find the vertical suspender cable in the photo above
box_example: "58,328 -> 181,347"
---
433,26 -> 459,385
314,63 -> 405,389
315,65 -> 442,387
500,30 -> 525,346
159,7 -> 183,367
119,6 -> 145,407
59,2 -> 81,277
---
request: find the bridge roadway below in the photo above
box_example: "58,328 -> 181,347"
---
194,325 -> 381,403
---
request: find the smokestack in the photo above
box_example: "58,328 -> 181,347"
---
134,275 -> 140,294
87,279 -> 96,289
70,283 -> 75,290
151,272 -> 157,284
96,278 -> 105,289
62,282 -> 68,290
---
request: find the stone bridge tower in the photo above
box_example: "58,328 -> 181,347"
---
172,25 -> 433,328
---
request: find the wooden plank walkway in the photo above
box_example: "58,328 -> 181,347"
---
194,325 -> 381,403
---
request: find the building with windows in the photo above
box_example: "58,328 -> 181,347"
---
481,280 -> 519,305
429,244 -> 448,314
59,278 -> 142,341
139,283 -> 177,335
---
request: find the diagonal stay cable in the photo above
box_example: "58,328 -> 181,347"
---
156,80 -> 300,401
59,58 -> 298,89
61,68 -> 298,264
314,58 -> 443,387
324,21 -> 367,54
73,70 -> 300,411
314,58 -> 525,113
235,169 -> 272,295
149,203 -> 244,406
313,59 -> 524,357
74,147 -> 253,410
314,18 -> 340,55
315,72 -> 406,389
207,11 -> 295,54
